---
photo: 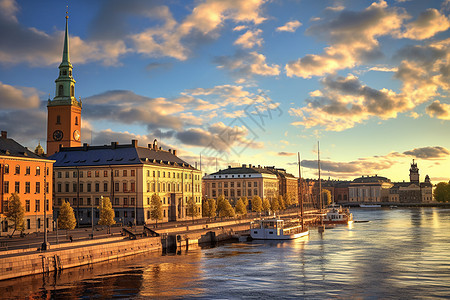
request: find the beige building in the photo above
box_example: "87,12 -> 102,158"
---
203,164 -> 279,206
50,140 -> 202,225
348,175 -> 393,203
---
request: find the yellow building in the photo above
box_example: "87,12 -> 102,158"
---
49,139 -> 202,225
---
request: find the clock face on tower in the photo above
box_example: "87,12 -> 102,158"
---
53,130 -> 63,141
73,130 -> 80,141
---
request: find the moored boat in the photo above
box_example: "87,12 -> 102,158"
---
359,204 -> 381,208
250,218 -> 309,240
323,205 -> 353,225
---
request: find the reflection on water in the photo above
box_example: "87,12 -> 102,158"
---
1,208 -> 450,298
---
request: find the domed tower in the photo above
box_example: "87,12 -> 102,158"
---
46,11 -> 82,155
409,159 -> 419,183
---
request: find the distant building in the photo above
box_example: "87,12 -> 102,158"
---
389,160 -> 433,203
348,175 -> 393,203
263,166 -> 298,204
203,164 -> 279,205
0,131 -> 54,234
49,140 -> 202,226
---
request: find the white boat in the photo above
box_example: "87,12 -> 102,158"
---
359,204 -> 381,208
250,218 -> 309,240
323,205 -> 353,225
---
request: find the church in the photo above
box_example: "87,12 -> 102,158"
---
48,14 -> 202,226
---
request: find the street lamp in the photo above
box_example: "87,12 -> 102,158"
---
41,162 -> 50,250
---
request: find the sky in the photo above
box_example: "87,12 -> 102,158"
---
0,0 -> 449,183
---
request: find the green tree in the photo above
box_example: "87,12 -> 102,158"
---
235,198 -> 247,217
251,195 -> 263,214
322,189 -> 332,206
5,193 -> 24,236
434,182 -> 450,202
278,195 -> 286,210
58,200 -> 76,236
150,194 -> 163,227
202,198 -> 209,218
270,197 -> 279,212
262,198 -> 271,214
218,198 -> 235,218
205,198 -> 217,220
98,197 -> 116,233
187,196 -> 199,223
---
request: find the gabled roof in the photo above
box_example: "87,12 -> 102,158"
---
0,135 -> 44,160
49,142 -> 196,169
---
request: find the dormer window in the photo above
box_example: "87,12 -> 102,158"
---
58,85 -> 63,96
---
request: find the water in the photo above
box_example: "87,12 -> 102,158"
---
1,208 -> 450,299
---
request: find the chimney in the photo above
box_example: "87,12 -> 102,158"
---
83,143 -> 89,151
173,149 -> 177,156
131,139 -> 138,147
111,142 -> 118,149
228,165 -> 231,169
1,131 -> 6,139
242,164 -> 247,168
249,164 -> 252,168
168,149 -> 172,153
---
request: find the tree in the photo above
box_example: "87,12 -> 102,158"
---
218,198 -> 235,218
241,196 -> 249,209
235,198 -> 247,217
186,196 -> 199,223
58,200 -> 76,236
205,198 -> 217,220
270,197 -> 279,212
150,194 -> 163,227
434,182 -> 450,202
322,189 -> 332,206
5,193 -> 24,236
98,197 -> 116,233
202,198 -> 210,218
217,195 -> 227,216
284,194 -> 292,207
277,195 -> 286,210
251,195 -> 263,214
262,198 -> 271,214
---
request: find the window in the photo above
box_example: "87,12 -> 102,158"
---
158,171 -> 160,177
25,166 -> 30,175
56,115 -> 61,124
131,198 -> 135,206
87,171 -> 91,178
79,198 -> 83,206
147,170 -> 150,177
73,183 -> 77,192
73,198 -> 77,206
147,197 -> 150,205
104,182 -> 108,192
65,172 -> 69,178
25,182 -> 30,193
114,170 -> 119,177
3,181 -> 9,194
123,182 -> 127,192
15,165 -> 20,174
254,189 -> 258,196
87,198 -> 91,206
79,183 -> 83,192
224,183 -> 228,188
73,171 -> 77,178
36,182 -> 40,194
95,183 -> 99,192
147,182 -> 150,192
254,182 -> 257,187
124,198 -> 128,206
25,200 -> 30,212
95,198 -> 100,206
123,170 -> 127,177
212,183 -> 216,188
15,181 -> 20,193
58,85 -> 63,96
131,170 -> 135,176
57,183 -> 61,193
163,171 -> 165,178
71,85 -> 74,97
35,200 -> 40,212
4,164 -> 9,174
248,182 -> 251,187
153,171 -> 155,177
87,183 -> 91,192
57,172 -> 62,178
115,182 -> 119,192
130,182 -> 135,192
104,170 -> 108,177
115,198 -> 119,205
95,171 -> 100,177
79,171 -> 83,178
75,116 -> 78,125
65,183 -> 69,192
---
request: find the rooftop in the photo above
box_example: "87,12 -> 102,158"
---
0,131 -> 46,160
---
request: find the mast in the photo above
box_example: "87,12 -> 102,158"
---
318,141 -> 323,224
298,152 -> 304,229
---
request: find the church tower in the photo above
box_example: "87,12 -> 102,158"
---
47,12 -> 82,155
409,159 -> 419,183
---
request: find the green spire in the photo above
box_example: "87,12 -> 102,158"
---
59,11 -> 72,68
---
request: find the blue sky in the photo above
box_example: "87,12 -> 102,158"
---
0,0 -> 449,182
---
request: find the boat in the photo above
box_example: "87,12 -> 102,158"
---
323,204 -> 354,225
359,204 -> 381,208
250,218 -> 309,240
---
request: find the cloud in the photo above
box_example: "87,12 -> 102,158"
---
213,51 -> 280,77
426,100 -> 450,120
233,25 -> 247,31
146,62 -> 173,72
289,74 -> 411,131
278,152 -> 296,156
285,1 -> 408,78
301,158 -> 395,177
403,146 -> 450,159
325,5 -> 345,12
400,8 -> 450,40
234,29 -> 263,49
0,81 -> 41,109
369,66 -> 398,72
0,109 -> 47,145
276,20 -> 302,32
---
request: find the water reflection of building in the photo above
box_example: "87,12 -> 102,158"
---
389,160 -> 434,203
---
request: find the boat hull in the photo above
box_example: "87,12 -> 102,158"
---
250,230 -> 309,240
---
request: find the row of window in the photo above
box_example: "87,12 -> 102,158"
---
2,165 -> 47,176
211,188 -> 259,198
3,181 -> 49,194
56,169 -> 201,181
146,182 -> 200,193
2,199 -> 49,213
146,170 -> 200,181
211,181 -> 258,188
56,181 -> 136,193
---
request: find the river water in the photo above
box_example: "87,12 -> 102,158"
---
1,207 -> 450,299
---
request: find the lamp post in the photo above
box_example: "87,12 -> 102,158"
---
41,162 -> 50,250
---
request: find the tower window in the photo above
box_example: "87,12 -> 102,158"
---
71,85 -> 74,97
75,116 -> 78,125
56,115 -> 61,124
62,70 -> 67,76
69,70 -> 72,76
58,85 -> 63,96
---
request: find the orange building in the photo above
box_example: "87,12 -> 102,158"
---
0,131 -> 54,234
46,14 -> 82,155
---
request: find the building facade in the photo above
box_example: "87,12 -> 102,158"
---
50,140 -> 202,226
203,164 -> 279,205
348,175 -> 393,203
0,131 -> 54,234
47,14 -> 82,155
264,167 -> 298,205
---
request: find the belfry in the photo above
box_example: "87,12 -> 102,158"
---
46,11 -> 82,155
